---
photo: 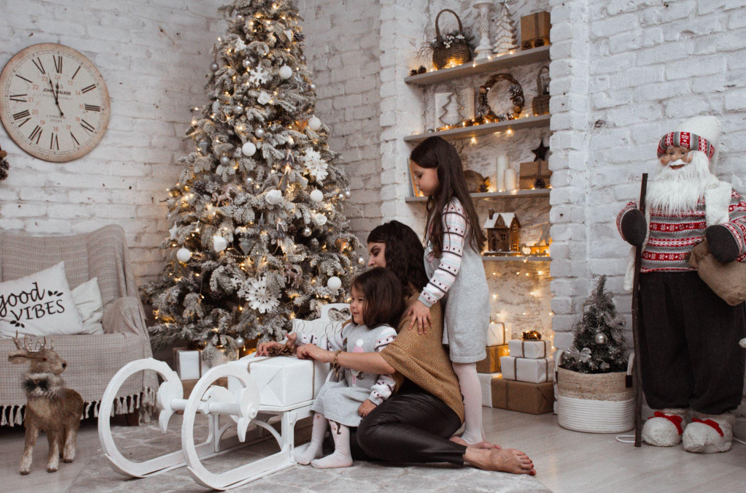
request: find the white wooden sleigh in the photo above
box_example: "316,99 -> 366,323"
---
97,304 -> 348,490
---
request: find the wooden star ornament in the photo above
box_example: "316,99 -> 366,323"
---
532,140 -> 549,162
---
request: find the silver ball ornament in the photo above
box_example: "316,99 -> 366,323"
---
242,59 -> 251,68
210,62 -> 219,71
337,193 -> 344,200
310,83 -> 316,91
235,335 -> 246,347
344,190 -> 352,199
220,156 -> 231,166
255,128 -> 265,139
300,55 -> 306,62
234,105 -> 243,115
357,257 -> 365,265
246,176 -> 254,185
595,332 -> 608,345
303,227 -> 312,237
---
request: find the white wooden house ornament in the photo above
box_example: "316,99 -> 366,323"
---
484,211 -> 521,253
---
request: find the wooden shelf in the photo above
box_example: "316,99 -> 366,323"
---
405,46 -> 551,86
405,188 -> 550,203
482,255 -> 551,262
404,114 -> 550,143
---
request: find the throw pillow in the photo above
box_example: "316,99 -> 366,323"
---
71,277 -> 105,335
0,262 -> 84,338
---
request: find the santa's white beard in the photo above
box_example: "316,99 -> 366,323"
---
647,151 -> 714,215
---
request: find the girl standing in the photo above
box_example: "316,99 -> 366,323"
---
262,268 -> 403,469
407,136 -> 490,445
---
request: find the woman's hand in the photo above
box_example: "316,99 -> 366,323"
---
406,300 -> 432,335
296,344 -> 333,363
256,341 -> 283,356
358,400 -> 377,417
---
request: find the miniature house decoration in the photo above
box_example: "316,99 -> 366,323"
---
484,210 -> 521,253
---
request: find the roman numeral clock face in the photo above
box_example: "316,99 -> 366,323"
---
0,43 -> 110,162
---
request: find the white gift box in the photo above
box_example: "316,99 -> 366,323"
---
229,354 -> 329,409
487,322 -> 511,347
500,356 -> 554,384
478,372 -> 501,408
173,348 -> 210,380
508,339 -> 552,359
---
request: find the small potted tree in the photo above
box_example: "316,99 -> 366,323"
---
557,275 -> 634,433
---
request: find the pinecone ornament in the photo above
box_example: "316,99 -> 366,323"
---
294,33 -> 305,43
193,181 -> 209,196
0,145 -> 8,182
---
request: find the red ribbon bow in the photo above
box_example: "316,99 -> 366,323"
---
692,418 -> 724,437
650,411 -> 684,435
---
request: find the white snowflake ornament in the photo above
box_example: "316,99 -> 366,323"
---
299,149 -> 329,182
239,276 -> 280,314
249,66 -> 271,86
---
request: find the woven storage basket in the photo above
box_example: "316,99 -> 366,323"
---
432,9 -> 472,70
556,354 -> 634,433
532,66 -> 550,116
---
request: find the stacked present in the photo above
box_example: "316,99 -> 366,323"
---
481,331 -> 555,414
476,321 -> 510,373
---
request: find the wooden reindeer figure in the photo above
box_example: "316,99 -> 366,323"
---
8,333 -> 84,474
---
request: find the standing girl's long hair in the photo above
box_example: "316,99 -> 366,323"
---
410,137 -> 486,256
367,221 -> 429,297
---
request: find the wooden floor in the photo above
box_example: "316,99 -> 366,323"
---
0,408 -> 744,492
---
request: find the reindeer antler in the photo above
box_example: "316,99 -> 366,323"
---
12,331 -> 52,352
12,330 -> 24,350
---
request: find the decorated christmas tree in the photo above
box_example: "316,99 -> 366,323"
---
144,0 -> 362,359
560,276 -> 628,374
493,1 -> 517,56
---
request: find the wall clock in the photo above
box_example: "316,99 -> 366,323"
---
0,43 -> 110,162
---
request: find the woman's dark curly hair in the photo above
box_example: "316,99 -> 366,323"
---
367,221 -> 429,297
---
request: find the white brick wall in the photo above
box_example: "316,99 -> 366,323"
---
550,0 -> 746,350
0,0 -> 225,282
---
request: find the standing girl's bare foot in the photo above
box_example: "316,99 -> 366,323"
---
463,447 -> 536,475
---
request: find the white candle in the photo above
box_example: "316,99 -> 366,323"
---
504,166 -> 517,191
495,155 -> 508,191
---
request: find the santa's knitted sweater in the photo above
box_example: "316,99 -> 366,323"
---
616,190 -> 746,273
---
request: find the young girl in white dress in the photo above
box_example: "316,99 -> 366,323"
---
407,136 -> 491,445
263,267 -> 403,469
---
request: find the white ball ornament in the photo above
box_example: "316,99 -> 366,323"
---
310,189 -> 324,203
279,65 -> 293,79
308,116 -> 322,131
357,257 -> 365,265
212,235 -> 228,253
242,142 -> 257,157
176,248 -> 192,263
327,276 -> 342,290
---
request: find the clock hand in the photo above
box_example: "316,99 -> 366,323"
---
47,78 -> 64,117
55,82 -> 65,117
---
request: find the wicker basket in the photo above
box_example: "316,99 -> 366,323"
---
432,9 -> 472,70
556,354 -> 634,433
532,66 -> 550,116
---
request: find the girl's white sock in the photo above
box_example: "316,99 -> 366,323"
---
295,413 -> 327,465
311,421 -> 353,469
453,362 -> 485,445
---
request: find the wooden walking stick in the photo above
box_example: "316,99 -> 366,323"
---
631,173 -> 648,447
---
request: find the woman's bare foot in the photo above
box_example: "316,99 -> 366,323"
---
463,447 -> 536,476
450,436 -> 502,450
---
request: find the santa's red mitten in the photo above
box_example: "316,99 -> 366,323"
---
705,225 -> 740,263
620,209 -> 647,247
642,409 -> 686,447
683,412 -> 734,454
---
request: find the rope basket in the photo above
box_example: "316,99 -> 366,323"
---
432,9 -> 472,70
532,66 -> 550,116
556,354 -> 634,433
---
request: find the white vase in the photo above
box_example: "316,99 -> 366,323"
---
495,155 -> 508,191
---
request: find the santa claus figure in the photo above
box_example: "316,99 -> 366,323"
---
617,115 -> 745,453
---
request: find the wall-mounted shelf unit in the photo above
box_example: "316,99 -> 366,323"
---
405,188 -> 550,203
482,256 -> 551,262
404,114 -> 550,143
405,46 -> 551,87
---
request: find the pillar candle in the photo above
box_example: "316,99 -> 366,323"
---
504,166 -> 517,191
495,155 -> 508,191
